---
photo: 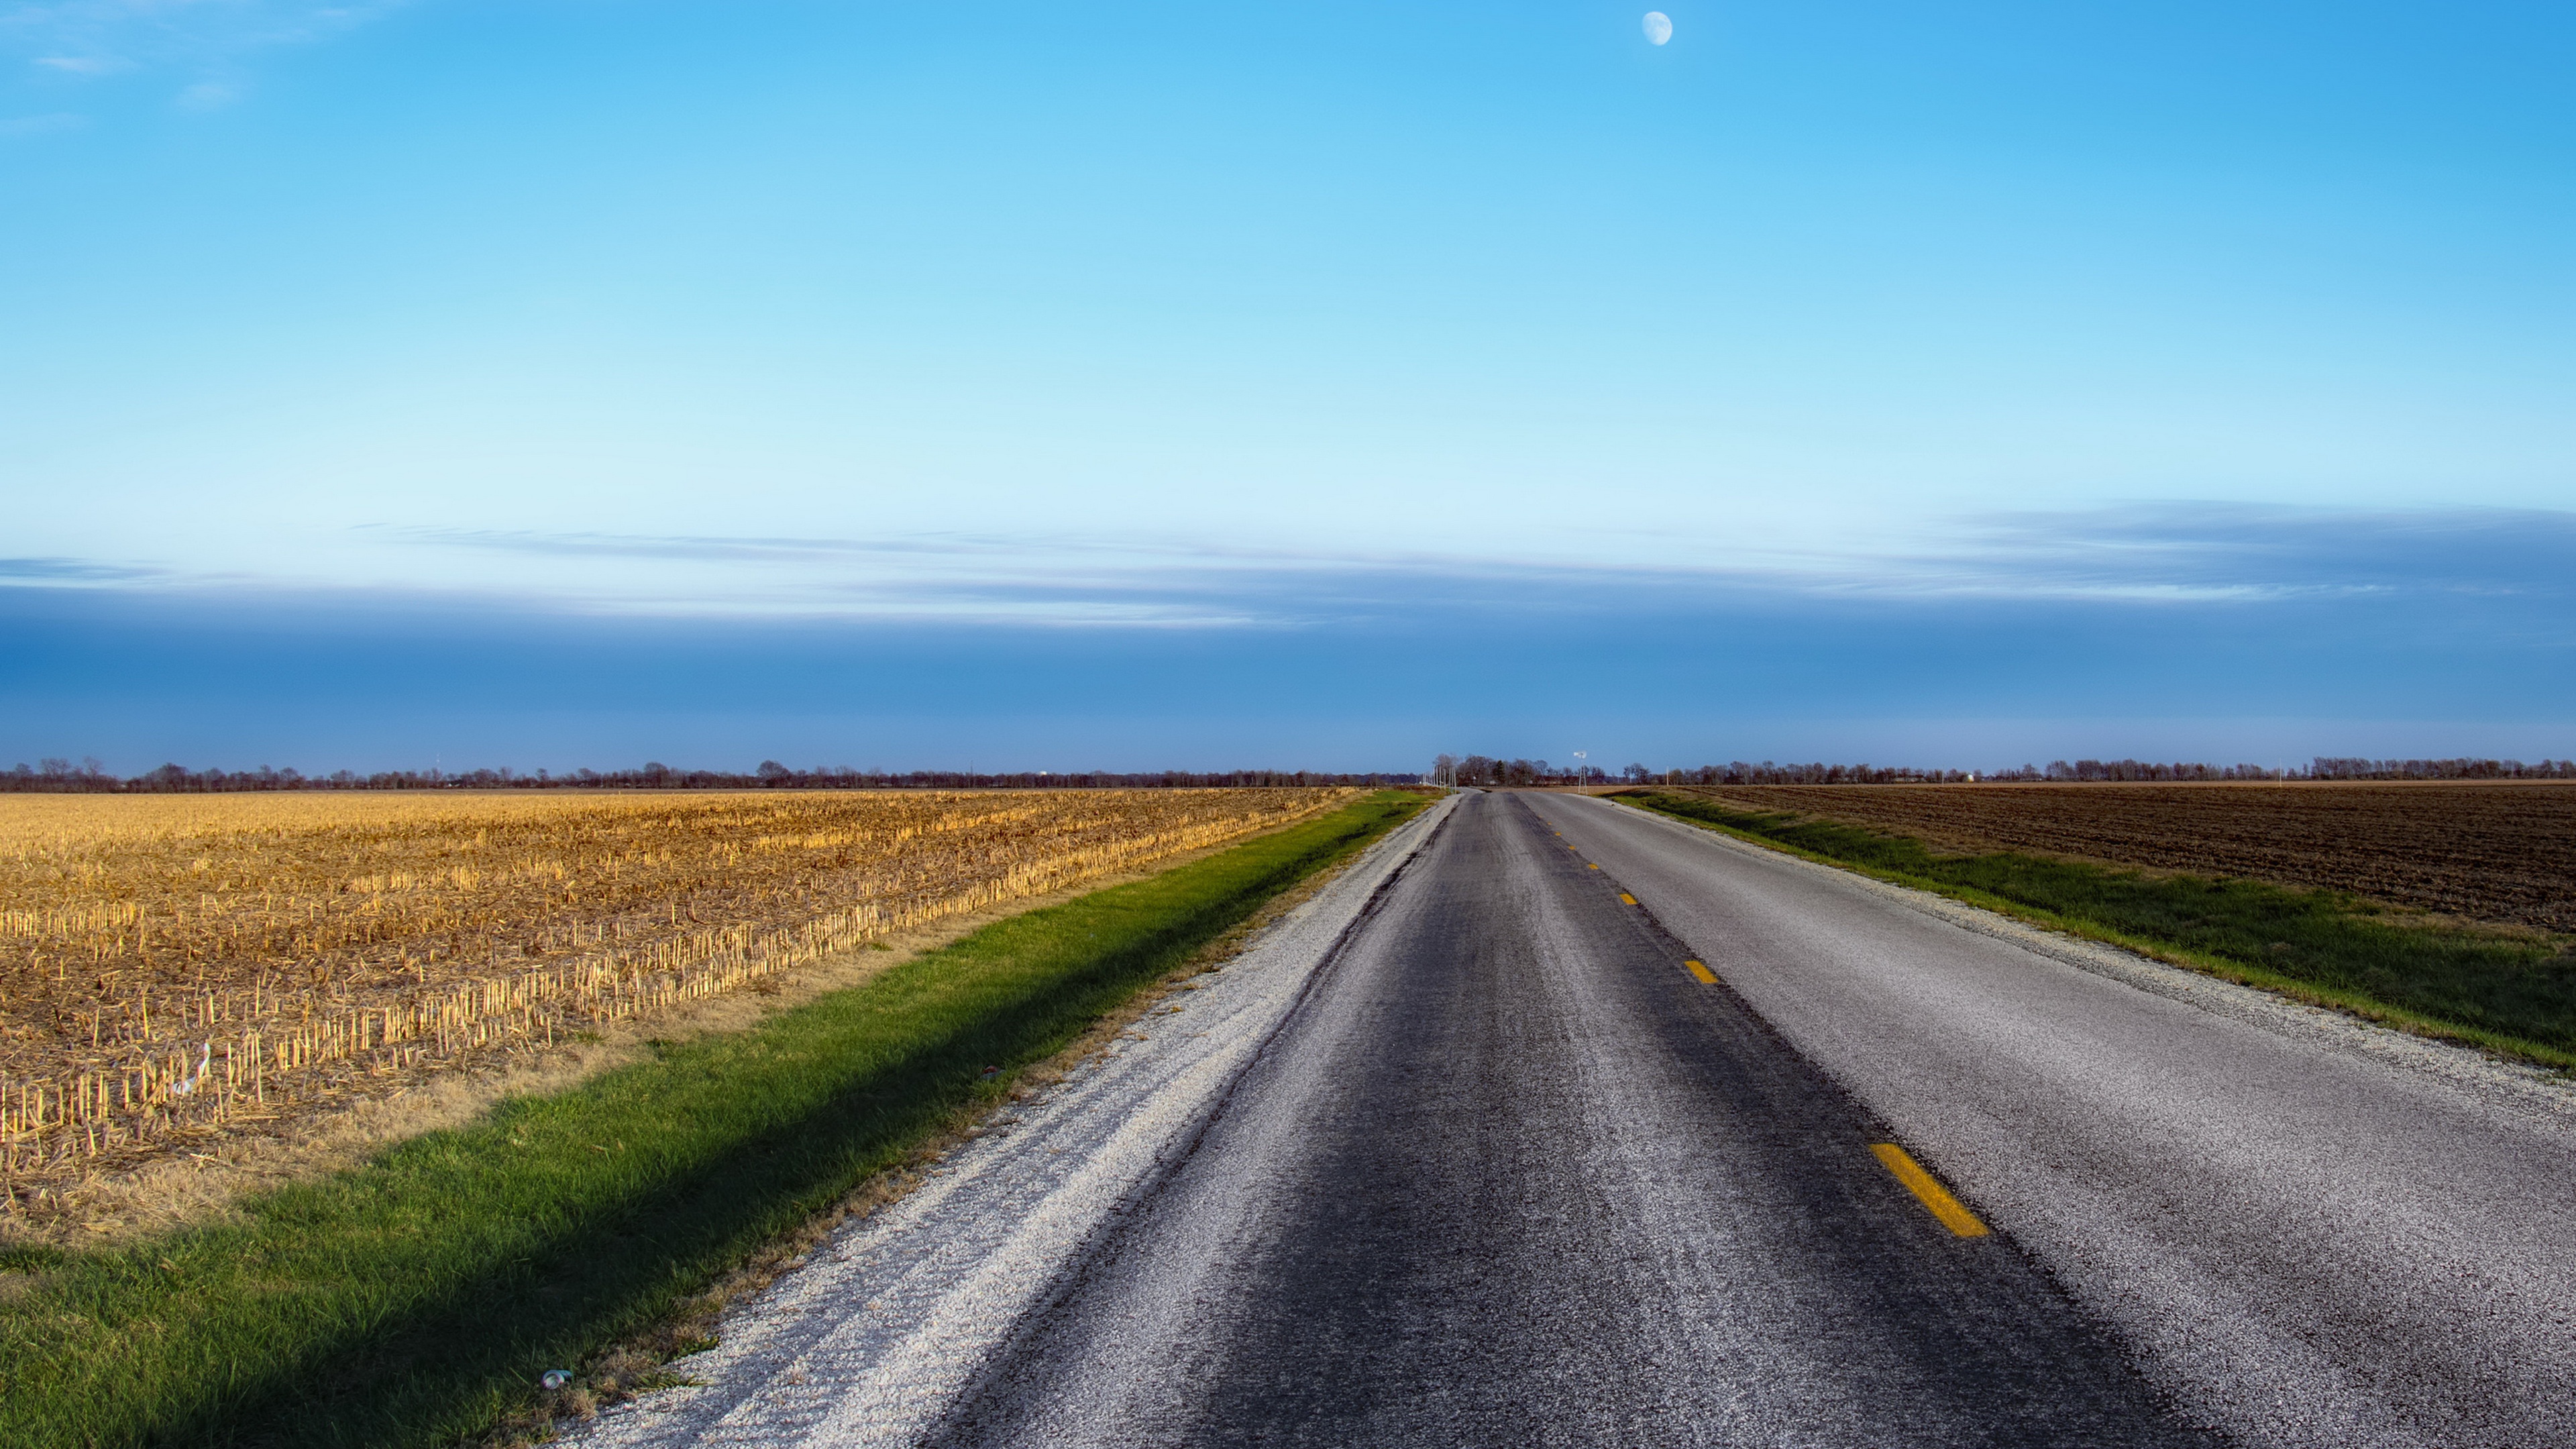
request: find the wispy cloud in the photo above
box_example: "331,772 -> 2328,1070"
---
3,1 -> 405,95
172,76 -> 231,108
1898,504 -> 2576,603
9,522 -> 2570,776
369,505 -> 2576,625
32,52 -> 123,73
374,527 -> 1392,627
21,505 -> 2573,635
0,107 -> 79,133
0,555 -> 159,580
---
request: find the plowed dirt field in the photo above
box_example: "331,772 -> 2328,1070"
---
1678,783 -> 2576,934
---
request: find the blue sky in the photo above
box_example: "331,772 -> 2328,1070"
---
3,2 -> 2571,773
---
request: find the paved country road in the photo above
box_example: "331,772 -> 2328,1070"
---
576,790 -> 2576,1449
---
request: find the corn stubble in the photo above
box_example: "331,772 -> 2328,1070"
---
0,788 -> 1348,1195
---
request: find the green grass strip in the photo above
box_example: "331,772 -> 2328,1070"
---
0,791 -> 1428,1449
1613,790 -> 2576,1071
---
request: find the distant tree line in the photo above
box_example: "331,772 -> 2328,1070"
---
1670,761 -> 1982,785
1434,756 -> 1610,787
1,757 -> 121,792
1428,753 -> 2576,788
0,759 -> 1424,793
1988,759 -> 2284,782
13,750 -> 2571,795
2307,757 -> 2576,781
1991,757 -> 2575,782
1434,755 -> 1978,786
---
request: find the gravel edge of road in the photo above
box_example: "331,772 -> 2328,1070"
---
560,794 -> 1460,1449
1596,796 -> 2576,1131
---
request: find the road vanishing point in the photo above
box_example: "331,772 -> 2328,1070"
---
576,791 -> 2576,1448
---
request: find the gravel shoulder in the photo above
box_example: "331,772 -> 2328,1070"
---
564,795 -> 1457,1448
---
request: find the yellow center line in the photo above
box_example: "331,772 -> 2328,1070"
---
1586,863 -> 1600,870
1619,892 -> 1638,905
1870,1144 -> 1990,1237
1683,959 -> 1717,984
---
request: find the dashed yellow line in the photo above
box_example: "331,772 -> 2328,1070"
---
1684,959 -> 1717,984
1586,863 -> 1600,870
1870,1144 -> 1990,1237
1619,892 -> 1638,905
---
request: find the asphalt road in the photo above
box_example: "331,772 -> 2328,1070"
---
580,790 -> 2576,1449
1526,790 -> 2576,1449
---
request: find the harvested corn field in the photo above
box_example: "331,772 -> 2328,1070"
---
1675,782 -> 2576,933
0,788 -> 1348,1191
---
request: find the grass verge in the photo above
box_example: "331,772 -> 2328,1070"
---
1612,790 -> 2576,1071
0,791 -> 1428,1449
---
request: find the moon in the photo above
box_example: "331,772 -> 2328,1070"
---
1642,11 -> 1672,45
